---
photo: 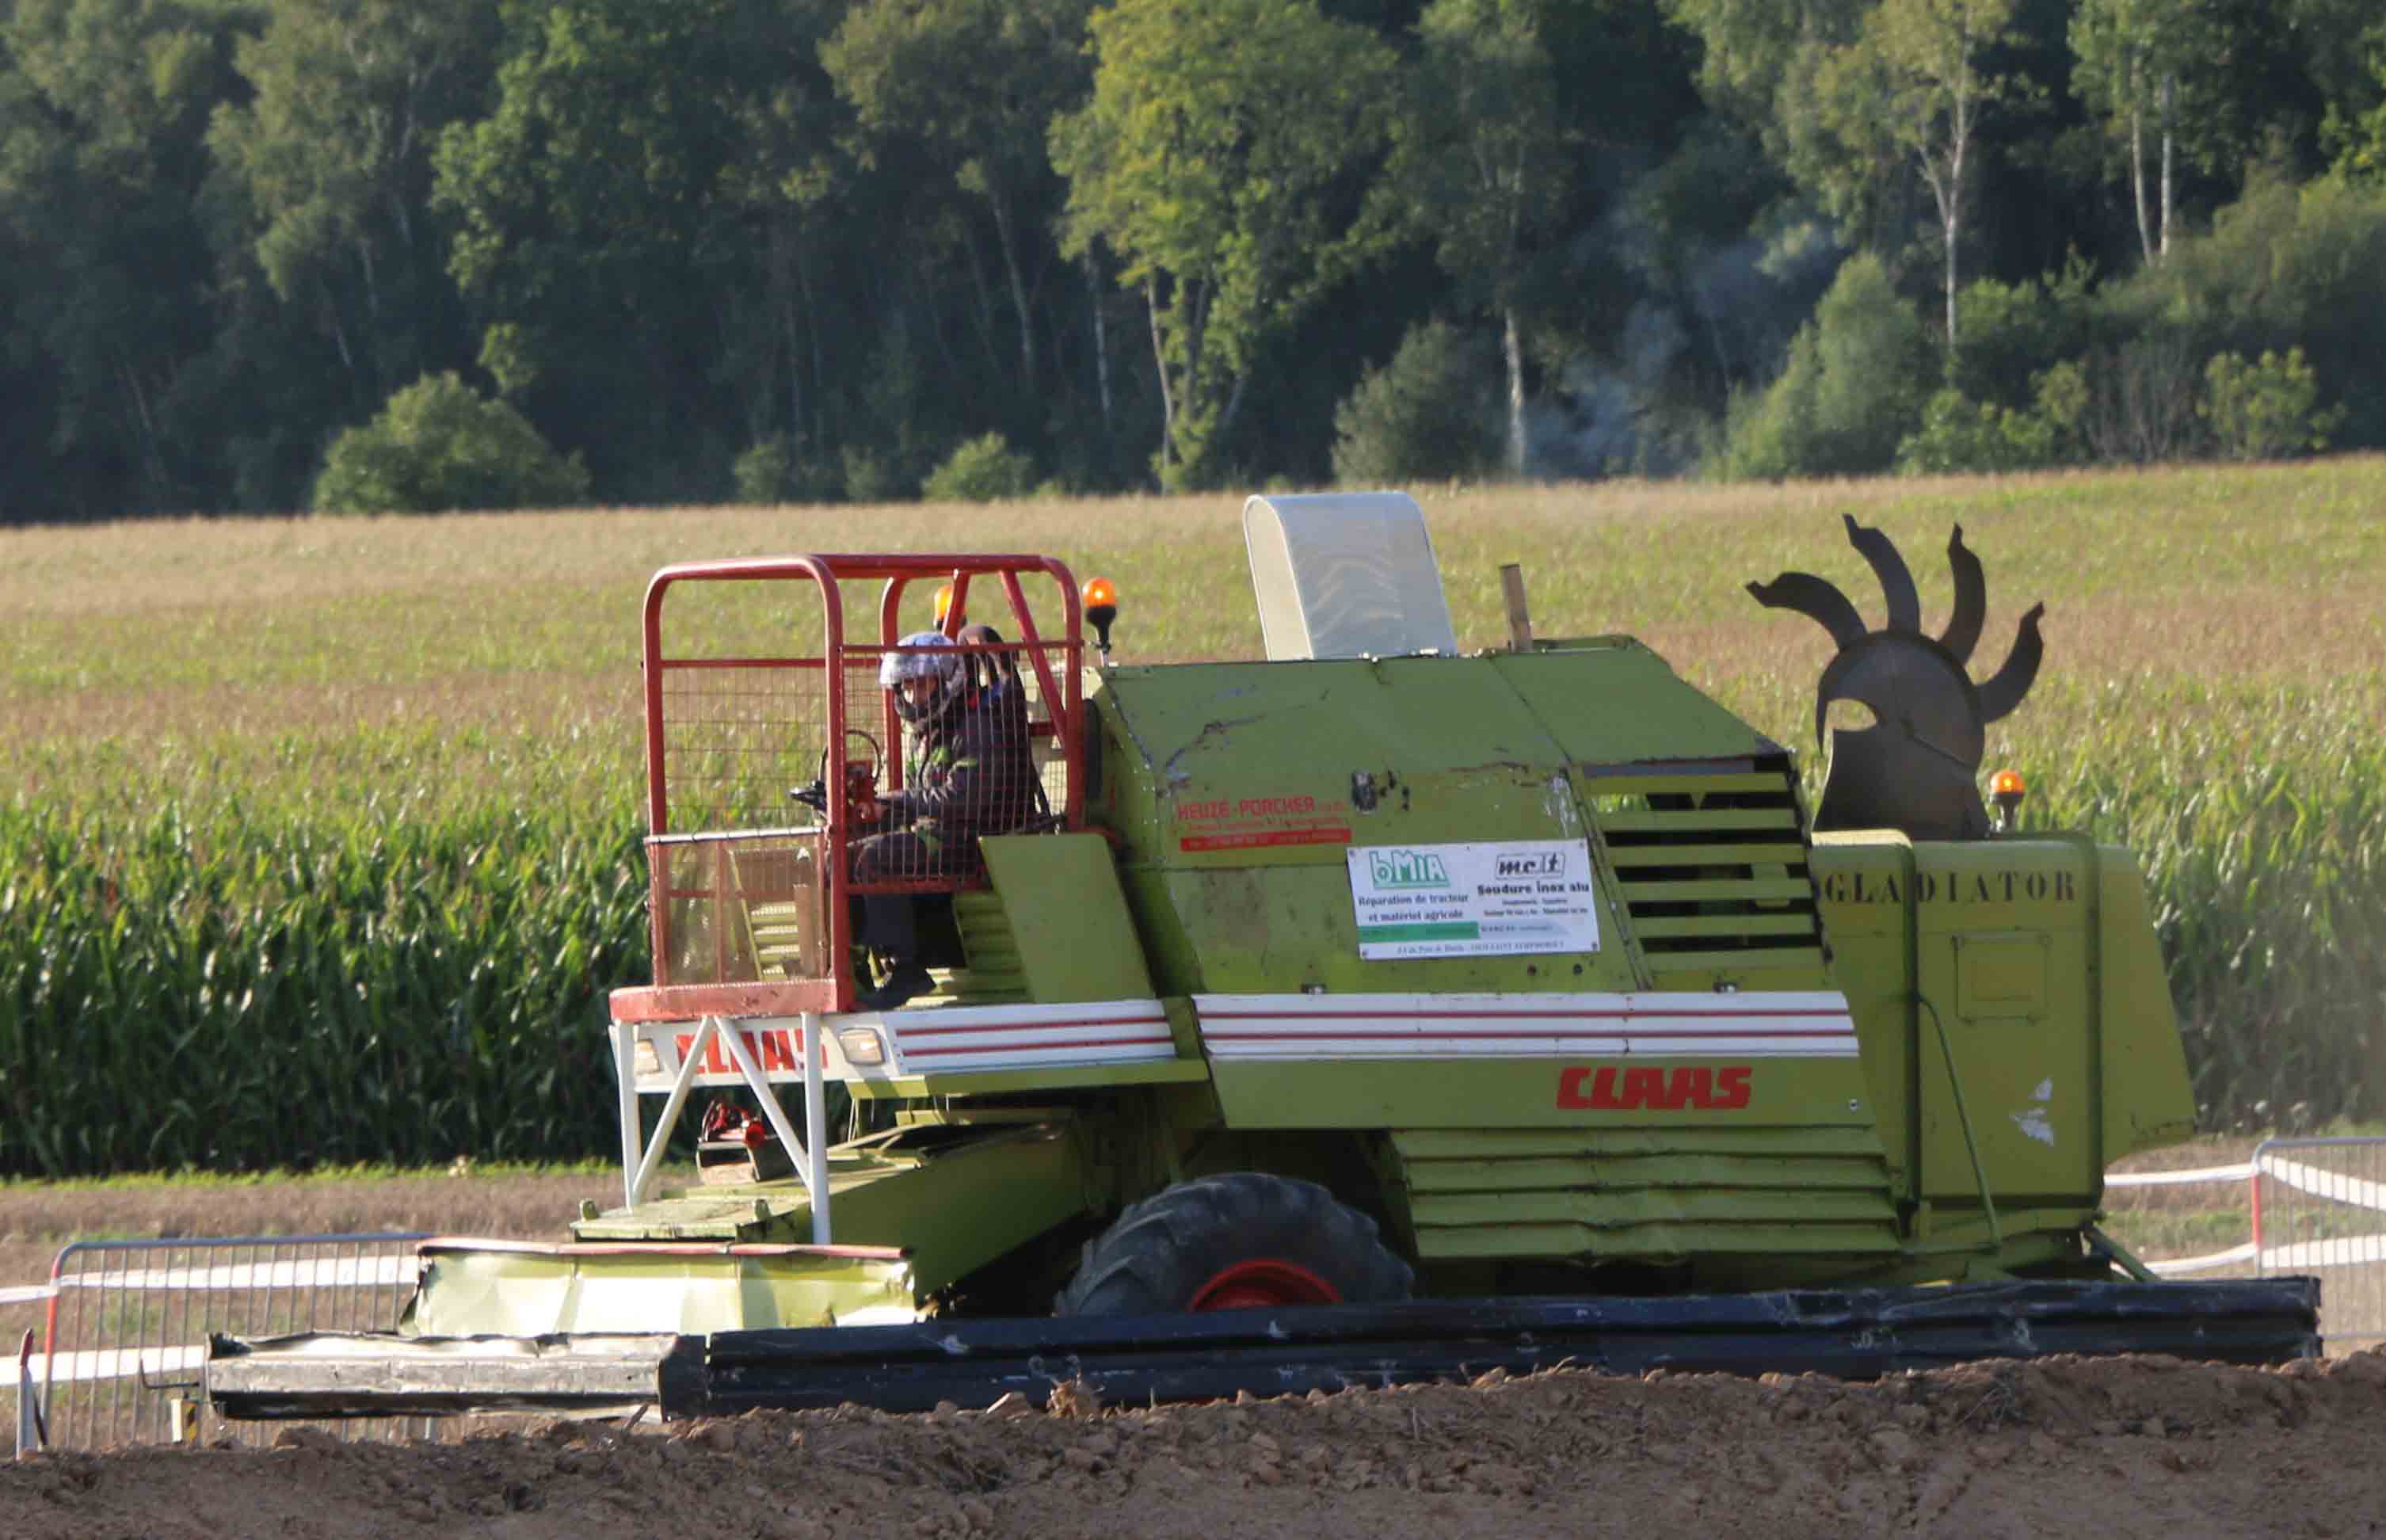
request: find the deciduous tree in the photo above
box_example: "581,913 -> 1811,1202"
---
1051,0 -> 1395,486
1814,0 -> 2027,350
824,0 -> 1092,396
1376,0 -> 1568,476
208,0 -> 496,410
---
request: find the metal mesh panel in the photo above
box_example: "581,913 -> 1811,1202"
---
652,833 -> 829,988
643,578 -> 1081,995
659,661 -> 832,834
30,1235 -> 437,1450
2255,1137 -> 2386,1348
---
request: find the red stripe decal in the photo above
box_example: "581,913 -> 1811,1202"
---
900,1035 -> 1176,1060
1196,1007 -> 1849,1023
895,1016 -> 1163,1040
1199,1027 -> 1848,1042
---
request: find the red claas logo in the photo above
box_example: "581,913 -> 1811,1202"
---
1557,1065 -> 1752,1111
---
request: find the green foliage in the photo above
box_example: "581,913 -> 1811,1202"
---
1808,0 -> 2026,346
2325,46 -> 2386,179
1712,253 -> 1934,478
733,436 -> 795,505
1371,0 -> 1573,475
0,780 -> 649,1176
313,372 -> 589,513
1330,320 -> 1497,486
1896,360 -> 2090,474
1896,389 -> 2050,475
2041,703 -> 2386,1132
1947,264 -> 2099,409
2200,349 -> 2346,461
2107,173 -> 2386,448
2069,0 -> 2252,261
824,0 -> 1092,397
921,433 -> 1037,502
429,0 -> 840,504
732,435 -> 841,506
1052,0 -> 1397,486
15,0 -> 2386,521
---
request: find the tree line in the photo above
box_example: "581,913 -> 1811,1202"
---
4,0 -> 2384,523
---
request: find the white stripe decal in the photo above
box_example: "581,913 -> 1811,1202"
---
1194,991 -> 1858,1062
634,1000 -> 1181,1088
882,1001 -> 1177,1075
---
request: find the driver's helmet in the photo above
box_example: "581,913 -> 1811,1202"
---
879,631 -> 963,724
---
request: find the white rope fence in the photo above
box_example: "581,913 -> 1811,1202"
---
2106,1144 -> 2386,1278
11,1253 -> 419,1386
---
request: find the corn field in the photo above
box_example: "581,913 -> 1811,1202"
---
2,468 -> 2380,1175
0,745 -> 649,1175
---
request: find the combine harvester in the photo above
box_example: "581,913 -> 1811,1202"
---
208,494 -> 2315,1421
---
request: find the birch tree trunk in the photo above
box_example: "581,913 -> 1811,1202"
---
1145,277 -> 1172,470
1502,307 -> 1526,477
1088,256 -> 1111,429
991,195 -> 1035,389
2159,73 -> 2174,258
2130,101 -> 2154,265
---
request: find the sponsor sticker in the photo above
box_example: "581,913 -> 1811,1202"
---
1346,840 -> 1599,959
1175,792 -> 1353,852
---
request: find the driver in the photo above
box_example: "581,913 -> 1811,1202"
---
848,630 -> 1037,1009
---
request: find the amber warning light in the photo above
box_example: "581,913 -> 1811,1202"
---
1989,768 -> 2027,835
934,581 -> 962,628
1084,577 -> 1119,660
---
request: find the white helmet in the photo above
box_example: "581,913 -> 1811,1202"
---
879,631 -> 962,723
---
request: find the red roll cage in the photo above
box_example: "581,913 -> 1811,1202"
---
610,554 -> 1084,1023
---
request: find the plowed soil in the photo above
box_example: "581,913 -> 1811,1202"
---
13,1351 -> 2386,1539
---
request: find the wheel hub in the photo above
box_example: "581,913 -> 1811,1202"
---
1187,1260 -> 1342,1311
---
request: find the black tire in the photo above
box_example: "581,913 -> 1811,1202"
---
1054,1172 -> 1414,1315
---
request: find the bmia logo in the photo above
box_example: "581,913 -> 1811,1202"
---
1496,852 -> 1563,878
1368,848 -> 1450,889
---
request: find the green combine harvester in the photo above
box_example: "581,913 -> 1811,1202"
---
208,494 -> 2315,1420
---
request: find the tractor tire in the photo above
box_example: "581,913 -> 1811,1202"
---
1054,1172 -> 1414,1315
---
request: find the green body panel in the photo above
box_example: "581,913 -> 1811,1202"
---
1207,1054 -> 1872,1131
1811,834 -> 2194,1229
571,1121 -> 1100,1304
1088,645 -> 1827,1000
931,890 -> 1027,1003
407,1245 -> 917,1336
1389,1112 -> 1901,1266
979,833 -> 1156,1001
1094,654 -> 1645,996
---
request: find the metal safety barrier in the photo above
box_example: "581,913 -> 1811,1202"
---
2254,1137 -> 2386,1348
18,1233 -> 436,1453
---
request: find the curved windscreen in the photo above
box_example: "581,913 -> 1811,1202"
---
1243,491 -> 1460,661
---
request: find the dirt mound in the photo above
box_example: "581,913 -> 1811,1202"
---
13,1351 -> 2386,1538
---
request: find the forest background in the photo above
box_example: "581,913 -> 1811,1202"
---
6,0 -> 2386,521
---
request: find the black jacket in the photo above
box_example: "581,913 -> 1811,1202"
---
883,685 -> 1038,837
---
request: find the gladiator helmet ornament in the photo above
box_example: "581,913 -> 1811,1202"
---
1747,516 -> 2044,841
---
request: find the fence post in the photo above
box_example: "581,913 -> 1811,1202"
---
16,1329 -> 41,1457
2251,1138 -> 2269,1273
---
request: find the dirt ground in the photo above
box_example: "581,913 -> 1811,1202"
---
12,1350 -> 2386,1539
